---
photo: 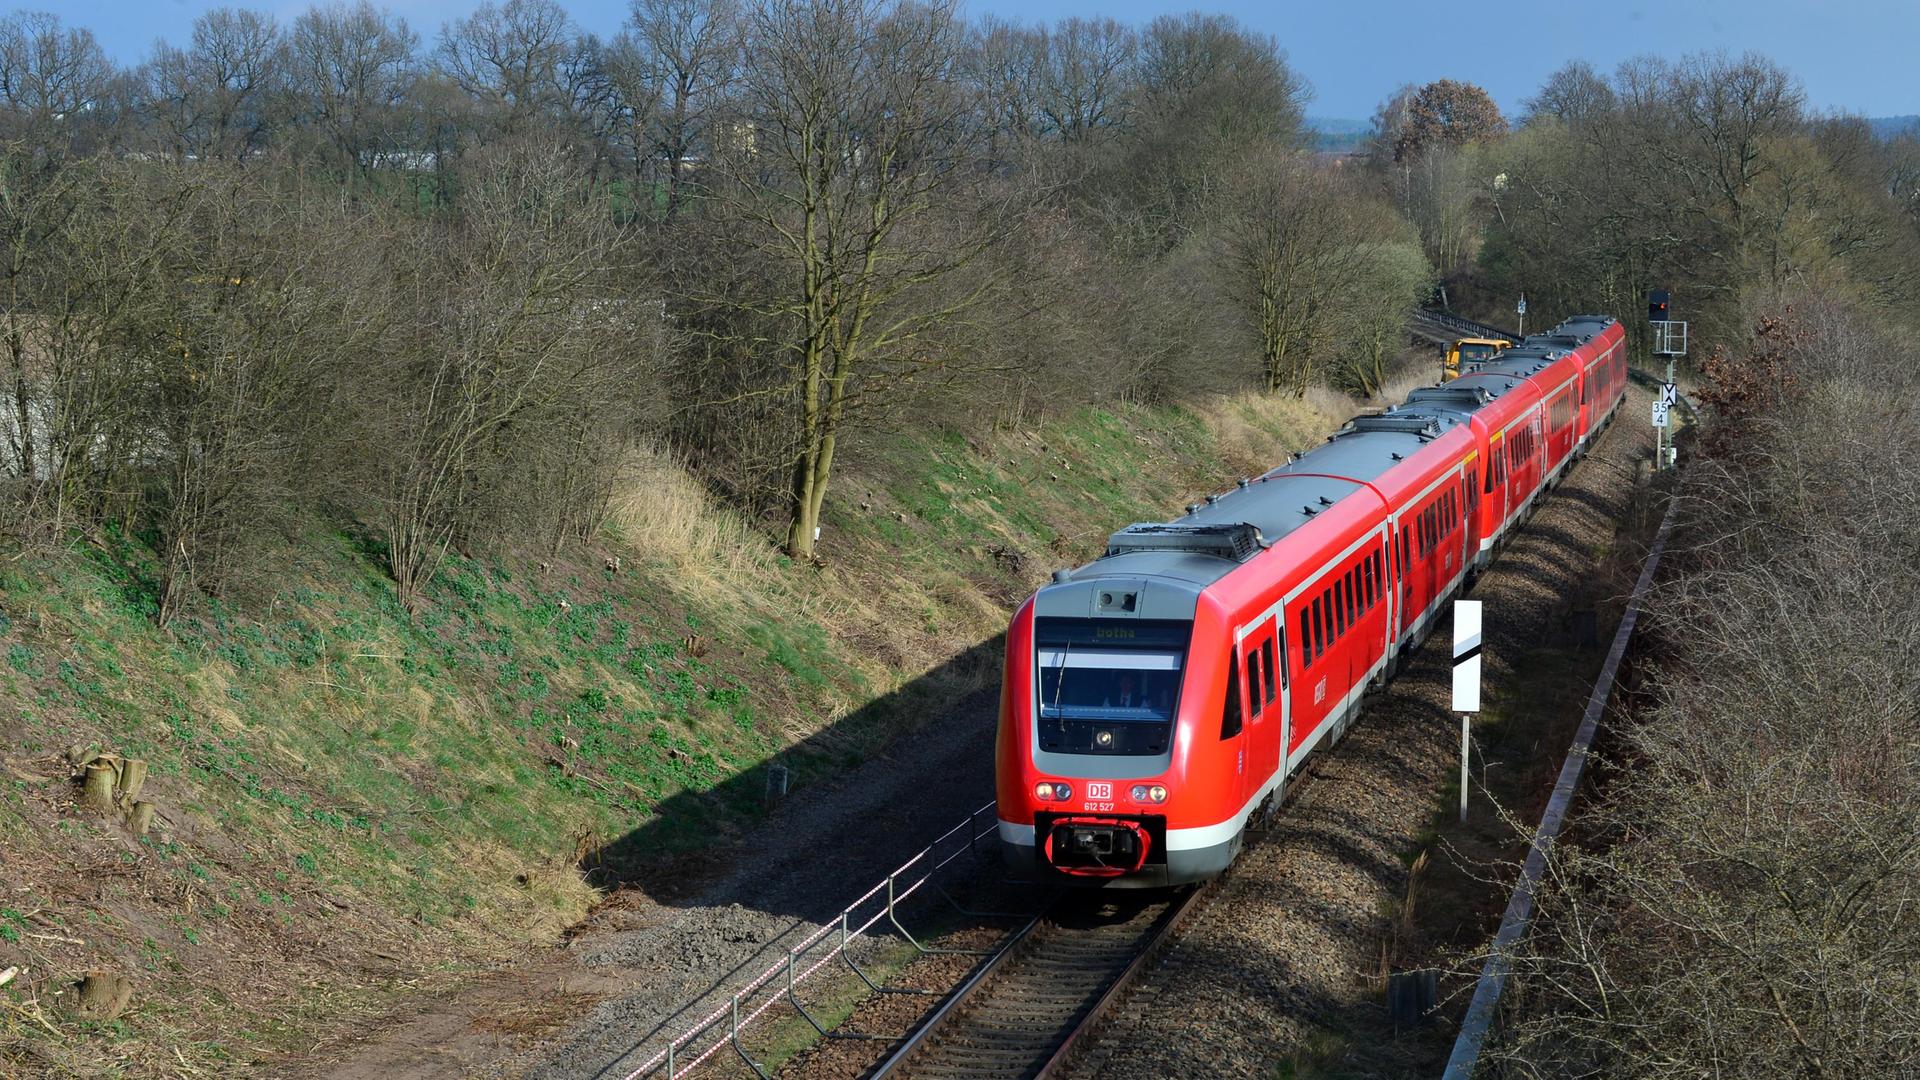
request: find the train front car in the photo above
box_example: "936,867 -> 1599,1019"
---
995,542 -> 1240,888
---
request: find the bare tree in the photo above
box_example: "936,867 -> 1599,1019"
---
143,7 -> 286,162
1035,16 -> 1135,143
0,11 -> 115,151
709,0 -> 1006,559
1523,60 -> 1613,128
1102,12 -> 1305,252
1212,151 -> 1372,396
360,136 -> 634,610
436,0 -> 577,136
1486,304 -> 1920,1078
612,0 -> 740,218
287,1 -> 418,175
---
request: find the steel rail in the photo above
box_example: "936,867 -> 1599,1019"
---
871,883 -> 1208,1080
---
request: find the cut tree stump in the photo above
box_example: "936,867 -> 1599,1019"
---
76,970 -> 133,1020
129,801 -> 156,836
81,763 -> 117,813
118,758 -> 147,805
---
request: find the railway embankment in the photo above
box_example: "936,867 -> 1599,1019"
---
0,389 -> 1340,1076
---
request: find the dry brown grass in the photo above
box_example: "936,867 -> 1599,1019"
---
608,443 -> 784,591
1187,388 -> 1341,477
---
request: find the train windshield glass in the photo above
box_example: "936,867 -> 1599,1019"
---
1034,618 -> 1189,755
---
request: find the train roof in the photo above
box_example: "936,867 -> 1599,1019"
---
1034,314 -> 1621,619
1038,417 -> 1463,616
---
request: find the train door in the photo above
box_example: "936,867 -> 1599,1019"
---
1220,645 -> 1248,813
1485,432 -> 1508,536
1394,518 -> 1413,641
1241,622 -> 1282,797
1464,458 -> 1482,559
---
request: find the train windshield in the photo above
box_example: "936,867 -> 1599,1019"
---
1034,617 -> 1189,756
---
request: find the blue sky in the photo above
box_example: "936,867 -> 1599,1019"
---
59,0 -> 1920,121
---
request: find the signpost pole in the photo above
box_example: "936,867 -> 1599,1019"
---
1460,715 -> 1470,823
1451,601 -> 1483,823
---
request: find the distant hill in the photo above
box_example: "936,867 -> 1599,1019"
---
1306,116 -> 1372,153
1870,115 -> 1919,139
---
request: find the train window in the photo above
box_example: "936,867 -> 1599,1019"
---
1221,649 -> 1243,739
1338,580 -> 1350,634
1247,646 -> 1264,718
1311,597 -> 1325,663
1346,570 -> 1358,624
1260,639 -> 1277,703
1363,557 -> 1375,609
1298,609 -> 1311,668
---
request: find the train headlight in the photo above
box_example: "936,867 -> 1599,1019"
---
1095,730 -> 1114,748
1129,784 -> 1168,804
1034,781 -> 1071,801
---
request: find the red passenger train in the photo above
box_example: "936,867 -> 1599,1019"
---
996,315 -> 1627,885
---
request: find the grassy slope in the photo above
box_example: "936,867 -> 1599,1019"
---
0,391 -> 1336,1076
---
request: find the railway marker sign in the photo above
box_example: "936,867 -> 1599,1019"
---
1651,399 -> 1670,428
1452,600 -> 1482,713
1453,600 -> 1483,823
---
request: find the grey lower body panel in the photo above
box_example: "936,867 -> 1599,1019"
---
1000,834 -> 1237,889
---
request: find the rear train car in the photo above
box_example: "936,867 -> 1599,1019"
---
996,315 -> 1627,886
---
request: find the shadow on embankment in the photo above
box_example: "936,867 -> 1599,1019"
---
579,635 -> 1009,923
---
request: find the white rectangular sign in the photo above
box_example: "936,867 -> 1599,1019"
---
1651,400 -> 1670,428
1660,382 -> 1678,406
1452,600 -> 1483,713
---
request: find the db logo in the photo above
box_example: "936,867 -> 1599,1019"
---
1086,782 -> 1112,800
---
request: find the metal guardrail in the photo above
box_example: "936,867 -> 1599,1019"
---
1415,308 -> 1522,343
1441,494 -> 1679,1078
621,801 -> 1017,1080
